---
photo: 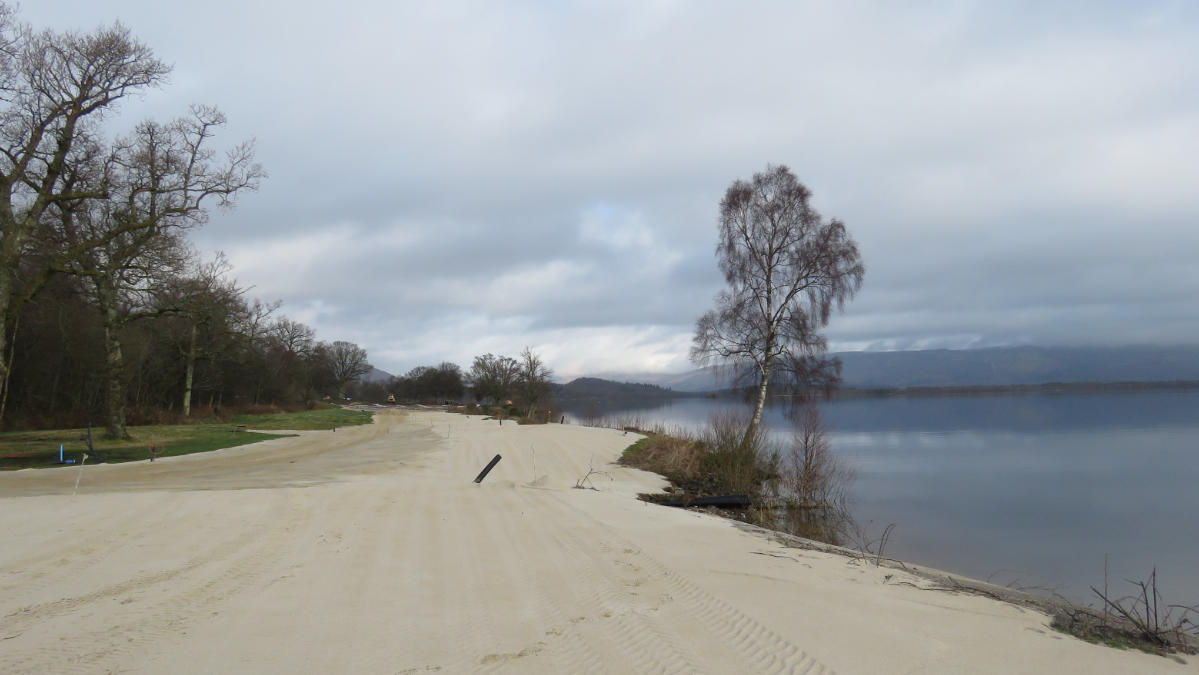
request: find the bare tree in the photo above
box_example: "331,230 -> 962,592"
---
692,164 -> 864,446
514,347 -> 553,419
157,254 -> 251,416
468,353 -> 519,404
784,402 -> 855,508
324,340 -> 370,398
262,317 -> 315,402
271,318 -> 315,357
51,107 -> 261,437
0,9 -> 171,424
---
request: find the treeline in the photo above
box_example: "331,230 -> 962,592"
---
3,256 -> 375,434
0,6 -> 372,436
368,349 -> 554,419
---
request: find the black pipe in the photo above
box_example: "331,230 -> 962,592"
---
474,454 -> 502,483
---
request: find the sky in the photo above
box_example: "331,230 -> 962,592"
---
24,1 -> 1199,380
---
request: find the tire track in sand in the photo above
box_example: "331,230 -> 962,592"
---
0,487 -> 310,675
547,491 -> 833,674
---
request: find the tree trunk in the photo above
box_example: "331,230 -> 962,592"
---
744,360 -> 771,448
183,321 -> 197,417
743,330 -> 776,447
97,278 -> 129,439
0,312 -> 16,430
0,255 -> 14,430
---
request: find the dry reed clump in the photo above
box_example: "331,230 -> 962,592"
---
619,411 -> 780,499
618,432 -> 705,483
1052,567 -> 1198,657
699,410 -> 779,496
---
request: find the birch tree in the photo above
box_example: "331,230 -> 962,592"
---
691,164 -> 864,446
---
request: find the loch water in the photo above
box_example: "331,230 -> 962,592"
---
559,390 -> 1199,605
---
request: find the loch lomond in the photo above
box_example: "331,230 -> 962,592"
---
560,389 -> 1199,605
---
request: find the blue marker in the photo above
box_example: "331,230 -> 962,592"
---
59,444 -> 63,463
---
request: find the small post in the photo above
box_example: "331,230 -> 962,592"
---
560,415 -> 565,424
474,454 -> 502,484
59,444 -> 64,463
72,453 -> 89,496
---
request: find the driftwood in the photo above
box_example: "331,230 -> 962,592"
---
651,494 -> 752,509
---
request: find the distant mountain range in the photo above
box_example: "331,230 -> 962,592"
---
589,345 -> 1199,392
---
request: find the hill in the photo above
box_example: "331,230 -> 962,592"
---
360,366 -> 394,384
554,377 -> 681,401
836,345 -> 1199,388
600,345 -> 1199,392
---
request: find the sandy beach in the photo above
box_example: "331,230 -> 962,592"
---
0,410 -> 1193,673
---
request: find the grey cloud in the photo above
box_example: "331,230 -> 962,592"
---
24,1 -> 1199,375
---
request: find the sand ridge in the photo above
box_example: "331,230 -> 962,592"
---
1,410 -> 1193,673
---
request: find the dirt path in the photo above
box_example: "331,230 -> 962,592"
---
1,411 -> 1192,673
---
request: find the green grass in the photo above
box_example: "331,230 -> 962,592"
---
230,406 -> 373,430
0,424 -> 286,470
0,407 -> 374,470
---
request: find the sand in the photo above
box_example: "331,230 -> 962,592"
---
1,410 -> 1193,673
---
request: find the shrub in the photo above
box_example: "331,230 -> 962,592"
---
699,411 -> 780,496
783,403 -> 855,508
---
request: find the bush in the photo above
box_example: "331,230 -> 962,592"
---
783,403 -> 855,508
621,411 -> 779,499
699,411 -> 780,496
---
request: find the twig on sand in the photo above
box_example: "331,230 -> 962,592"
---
574,456 -> 612,490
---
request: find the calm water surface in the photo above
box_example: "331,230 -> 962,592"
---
560,391 -> 1199,604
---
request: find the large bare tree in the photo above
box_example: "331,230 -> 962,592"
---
691,164 -> 864,445
0,9 -> 173,423
53,107 -> 262,437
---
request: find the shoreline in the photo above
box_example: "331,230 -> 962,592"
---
1,410 -> 1193,672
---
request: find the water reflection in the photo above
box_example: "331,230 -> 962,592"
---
559,390 -> 1199,604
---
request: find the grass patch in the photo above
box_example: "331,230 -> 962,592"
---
0,424 -> 287,470
0,406 -> 373,470
230,406 -> 373,430
620,433 -> 705,486
448,403 -> 557,425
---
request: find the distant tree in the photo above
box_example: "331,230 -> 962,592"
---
262,318 -> 315,402
157,254 -> 252,416
428,362 -> 464,402
691,164 -> 864,446
305,343 -> 338,400
469,353 -> 519,404
398,362 -> 464,402
324,340 -> 370,398
513,347 -> 553,418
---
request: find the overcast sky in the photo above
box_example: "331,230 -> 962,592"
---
26,1 -> 1199,379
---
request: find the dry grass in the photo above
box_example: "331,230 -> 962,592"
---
620,432 -> 706,482
619,411 -> 779,499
